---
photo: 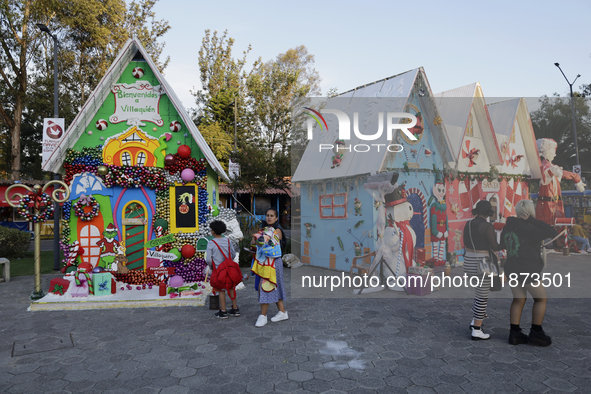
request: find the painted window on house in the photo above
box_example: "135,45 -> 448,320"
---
319,193 -> 347,219
121,151 -> 132,166
136,151 -> 146,166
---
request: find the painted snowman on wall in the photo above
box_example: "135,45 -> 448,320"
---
383,184 -> 417,291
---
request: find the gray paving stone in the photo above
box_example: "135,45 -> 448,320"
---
543,378 -> 577,392
275,380 -> 303,392
303,379 -> 333,393
289,370 -> 314,382
331,378 -> 359,391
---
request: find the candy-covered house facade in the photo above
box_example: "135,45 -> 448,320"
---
434,86 -> 538,264
292,68 -> 456,275
45,38 -> 229,276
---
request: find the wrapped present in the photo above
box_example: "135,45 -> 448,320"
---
408,266 -> 433,275
49,277 -> 70,295
406,273 -> 431,296
415,248 -> 426,265
93,272 -> 112,296
71,274 -> 89,297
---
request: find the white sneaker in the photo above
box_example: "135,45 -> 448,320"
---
581,250 -> 588,254
587,248 -> 591,253
471,327 -> 490,340
255,315 -> 268,327
271,311 -> 289,322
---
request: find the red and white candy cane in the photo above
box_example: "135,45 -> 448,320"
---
61,241 -> 80,273
75,266 -> 94,295
406,187 -> 428,229
155,226 -> 164,252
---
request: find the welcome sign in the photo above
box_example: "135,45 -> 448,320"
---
109,81 -> 165,126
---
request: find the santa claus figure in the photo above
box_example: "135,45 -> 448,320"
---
96,223 -> 120,263
430,173 -> 448,262
535,138 -> 586,225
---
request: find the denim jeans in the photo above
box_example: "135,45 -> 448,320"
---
573,236 -> 590,251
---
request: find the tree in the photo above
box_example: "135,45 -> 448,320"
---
531,94 -> 591,181
192,29 -> 252,167
0,0 -> 170,180
0,0 -> 50,180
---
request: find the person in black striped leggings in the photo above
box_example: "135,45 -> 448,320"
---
463,200 -> 502,340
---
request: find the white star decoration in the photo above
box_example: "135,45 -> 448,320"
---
448,185 -> 455,195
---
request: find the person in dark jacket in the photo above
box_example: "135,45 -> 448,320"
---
501,199 -> 558,346
463,200 -> 502,340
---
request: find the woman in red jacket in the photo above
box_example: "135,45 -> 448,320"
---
501,200 -> 558,346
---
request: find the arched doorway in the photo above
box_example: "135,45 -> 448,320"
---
79,224 -> 102,268
122,201 -> 147,270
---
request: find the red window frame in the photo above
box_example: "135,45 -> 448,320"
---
319,193 -> 347,219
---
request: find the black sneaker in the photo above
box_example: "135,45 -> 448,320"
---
228,308 -> 240,317
508,330 -> 528,345
528,329 -> 552,346
214,310 -> 228,319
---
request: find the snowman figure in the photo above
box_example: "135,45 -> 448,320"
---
383,184 -> 417,291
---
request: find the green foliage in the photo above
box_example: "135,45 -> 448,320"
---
531,95 -> 591,178
0,0 -> 170,180
198,122 -> 233,170
0,227 -> 31,258
8,250 -> 64,277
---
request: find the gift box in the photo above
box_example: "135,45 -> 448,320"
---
415,248 -> 425,265
93,272 -> 112,296
406,273 -> 431,296
71,275 -> 89,297
49,278 -> 70,296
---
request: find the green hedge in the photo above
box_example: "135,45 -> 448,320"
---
0,226 -> 31,258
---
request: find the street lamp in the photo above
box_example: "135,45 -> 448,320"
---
554,62 -> 581,167
37,23 -> 62,271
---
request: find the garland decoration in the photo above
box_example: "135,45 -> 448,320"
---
73,194 -> 100,222
445,165 -> 530,183
17,191 -> 54,223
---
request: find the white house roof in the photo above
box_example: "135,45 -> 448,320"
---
292,68 -> 455,183
487,98 -> 542,178
434,82 -> 502,166
46,37 -> 229,181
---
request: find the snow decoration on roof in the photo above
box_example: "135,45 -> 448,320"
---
70,173 -> 112,199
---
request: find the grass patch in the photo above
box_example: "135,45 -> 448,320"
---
8,250 -> 64,277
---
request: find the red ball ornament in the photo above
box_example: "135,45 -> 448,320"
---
78,247 -> 85,256
178,145 -> 191,159
181,244 -> 195,259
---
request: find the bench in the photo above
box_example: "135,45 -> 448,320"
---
0,258 -> 9,282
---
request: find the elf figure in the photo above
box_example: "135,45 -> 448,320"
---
304,223 -> 315,238
96,223 -> 120,267
429,173 -> 448,262
354,198 -> 362,216
354,242 -> 362,256
331,139 -> 346,169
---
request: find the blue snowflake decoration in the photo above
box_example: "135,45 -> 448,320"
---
345,257 -> 350,264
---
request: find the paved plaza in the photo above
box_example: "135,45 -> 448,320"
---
1,253 -> 591,393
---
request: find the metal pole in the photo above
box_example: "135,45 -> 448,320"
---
32,220 -> 44,300
569,84 -> 580,167
233,97 -> 238,210
52,34 -> 61,271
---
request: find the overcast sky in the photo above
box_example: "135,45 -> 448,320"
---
152,0 -> 590,110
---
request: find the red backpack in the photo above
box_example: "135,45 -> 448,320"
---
209,239 -> 242,299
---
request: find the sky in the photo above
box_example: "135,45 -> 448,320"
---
152,0 -> 591,110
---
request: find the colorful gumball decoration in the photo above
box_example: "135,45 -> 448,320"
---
97,165 -> 108,176
170,121 -> 182,132
169,275 -> 184,288
95,119 -> 108,130
87,130 -> 93,136
181,244 -> 195,259
132,67 -> 144,78
181,168 -> 195,182
177,145 -> 191,159
164,154 -> 175,166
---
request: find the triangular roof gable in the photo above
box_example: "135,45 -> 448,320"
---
46,37 -> 229,181
292,68 -> 455,182
487,98 -> 542,178
434,83 -> 502,167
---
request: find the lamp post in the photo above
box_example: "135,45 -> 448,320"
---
5,181 -> 70,300
37,23 -> 62,271
554,63 -> 581,168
